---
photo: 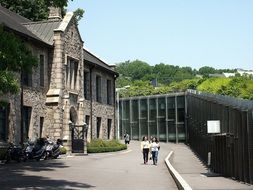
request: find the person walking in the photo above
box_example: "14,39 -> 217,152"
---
141,136 -> 150,164
124,133 -> 130,144
150,137 -> 160,165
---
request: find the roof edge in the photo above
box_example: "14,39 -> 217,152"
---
54,12 -> 73,32
83,47 -> 112,68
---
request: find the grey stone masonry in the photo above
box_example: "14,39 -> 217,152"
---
1,7 -> 118,153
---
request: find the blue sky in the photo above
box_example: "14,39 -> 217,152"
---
67,0 -> 253,70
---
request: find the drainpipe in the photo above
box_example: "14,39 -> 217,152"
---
20,71 -> 24,144
113,76 -> 117,139
89,66 -> 93,139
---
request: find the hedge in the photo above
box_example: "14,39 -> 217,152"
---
60,147 -> 67,154
87,139 -> 127,153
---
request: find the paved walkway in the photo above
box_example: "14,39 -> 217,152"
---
0,141 -> 177,190
1,141 -> 252,190
169,143 -> 253,190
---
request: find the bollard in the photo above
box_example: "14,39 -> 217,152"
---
207,152 -> 211,173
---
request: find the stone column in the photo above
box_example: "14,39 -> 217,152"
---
49,31 -> 64,140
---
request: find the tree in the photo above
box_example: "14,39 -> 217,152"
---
0,0 -> 84,22
73,8 -> 85,24
116,60 -> 152,81
0,25 -> 37,95
198,66 -> 216,77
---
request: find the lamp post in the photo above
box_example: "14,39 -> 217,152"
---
116,85 -> 130,140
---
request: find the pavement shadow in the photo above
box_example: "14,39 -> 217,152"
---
0,159 -> 95,189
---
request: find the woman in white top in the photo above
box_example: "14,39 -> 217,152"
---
150,137 -> 160,165
141,136 -> 150,164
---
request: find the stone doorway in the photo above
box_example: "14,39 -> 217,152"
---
69,107 -> 84,153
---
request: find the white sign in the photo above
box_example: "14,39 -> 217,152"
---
207,120 -> 220,133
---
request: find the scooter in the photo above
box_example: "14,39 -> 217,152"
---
45,139 -> 62,159
24,138 -> 47,161
4,143 -> 25,163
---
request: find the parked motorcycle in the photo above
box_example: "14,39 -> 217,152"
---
45,139 -> 62,159
24,138 -> 47,161
4,143 -> 25,163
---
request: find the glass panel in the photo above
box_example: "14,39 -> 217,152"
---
122,100 -> 130,136
168,122 -> 176,141
149,121 -> 156,138
177,96 -> 185,108
158,118 -> 166,141
167,97 -> 175,120
149,98 -> 156,121
158,97 -> 166,118
178,124 -> 186,141
178,108 -> 185,122
167,97 -> 175,109
140,119 -> 148,137
131,122 -> 139,140
140,99 -> 147,119
131,100 -> 138,122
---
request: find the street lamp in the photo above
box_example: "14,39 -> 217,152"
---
116,85 -> 130,140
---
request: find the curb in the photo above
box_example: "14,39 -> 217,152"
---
165,151 -> 193,190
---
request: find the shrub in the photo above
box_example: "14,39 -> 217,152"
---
60,146 -> 67,154
87,139 -> 127,153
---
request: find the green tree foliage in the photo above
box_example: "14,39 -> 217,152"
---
73,8 -> 85,24
198,66 -> 216,77
197,78 -> 231,94
115,60 -> 152,81
116,61 -> 195,88
0,0 -> 84,22
116,60 -> 253,100
196,77 -> 253,100
0,25 -> 37,94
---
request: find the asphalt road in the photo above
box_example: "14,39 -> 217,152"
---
0,141 -> 177,190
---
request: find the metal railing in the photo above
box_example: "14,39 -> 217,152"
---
187,90 -> 253,184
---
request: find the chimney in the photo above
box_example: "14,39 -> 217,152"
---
48,7 -> 62,20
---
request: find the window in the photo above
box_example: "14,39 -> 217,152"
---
85,115 -> 90,127
66,57 -> 79,89
65,64 -> 69,86
96,75 -> 102,102
84,71 -> 90,100
96,117 -> 101,138
107,119 -> 112,139
0,105 -> 9,141
39,54 -> 44,87
22,106 -> 32,141
85,115 -> 90,139
107,80 -> 112,105
22,71 -> 32,87
39,117 -> 44,138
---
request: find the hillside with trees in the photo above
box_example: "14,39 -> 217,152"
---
116,60 -> 253,100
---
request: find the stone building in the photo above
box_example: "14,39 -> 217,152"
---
0,6 -> 117,153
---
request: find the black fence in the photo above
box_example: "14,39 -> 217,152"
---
187,90 -> 253,184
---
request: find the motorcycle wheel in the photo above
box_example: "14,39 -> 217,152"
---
53,154 -> 59,159
41,152 -> 47,160
4,153 -> 11,164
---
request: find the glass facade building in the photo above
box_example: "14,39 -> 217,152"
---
119,92 -> 186,142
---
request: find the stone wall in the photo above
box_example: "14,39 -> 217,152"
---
1,12 -> 117,153
0,43 -> 50,143
82,66 -> 116,141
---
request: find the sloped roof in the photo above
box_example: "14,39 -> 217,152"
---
23,20 -> 61,45
0,5 -> 30,23
0,5 -> 44,43
83,48 -> 118,76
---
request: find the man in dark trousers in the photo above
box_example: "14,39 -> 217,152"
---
124,133 -> 130,144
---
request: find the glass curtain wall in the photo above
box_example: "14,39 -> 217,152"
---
119,93 -> 186,142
